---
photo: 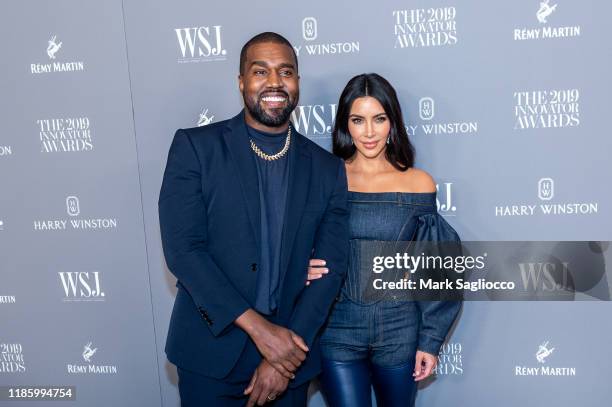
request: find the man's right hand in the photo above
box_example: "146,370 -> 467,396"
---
235,309 -> 309,379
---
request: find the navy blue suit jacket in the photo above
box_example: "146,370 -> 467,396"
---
159,111 -> 349,385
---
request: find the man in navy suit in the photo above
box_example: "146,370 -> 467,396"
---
159,32 -> 349,406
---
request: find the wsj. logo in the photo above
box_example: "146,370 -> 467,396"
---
66,196 -> 80,216
59,272 -> 105,301
536,0 -> 557,24
536,341 -> 555,363
538,178 -> 554,201
419,97 -> 435,121
519,261 -> 571,292
47,35 -> 62,59
82,342 -> 97,363
197,108 -> 214,127
302,17 -> 317,41
175,26 -> 226,63
436,183 -> 457,216
291,104 -> 337,139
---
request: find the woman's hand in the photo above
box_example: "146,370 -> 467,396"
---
413,350 -> 437,381
306,258 -> 328,286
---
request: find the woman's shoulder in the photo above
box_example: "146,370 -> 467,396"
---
398,167 -> 436,193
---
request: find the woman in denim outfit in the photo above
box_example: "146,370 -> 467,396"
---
307,74 -> 461,406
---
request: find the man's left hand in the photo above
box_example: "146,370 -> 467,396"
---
244,359 -> 290,406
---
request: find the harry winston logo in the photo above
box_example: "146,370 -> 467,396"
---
495,177 -> 597,217
66,196 -> 80,216
535,341 -> 555,363
408,97 -> 478,136
294,16 -> 359,57
536,0 -> 557,24
538,178 -> 554,201
34,196 -> 118,231
419,97 -> 435,121
47,35 -> 62,59
302,17 -> 317,41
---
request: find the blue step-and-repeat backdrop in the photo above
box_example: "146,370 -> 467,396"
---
1,1 -> 611,406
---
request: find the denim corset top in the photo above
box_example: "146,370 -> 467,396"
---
341,191 -> 459,304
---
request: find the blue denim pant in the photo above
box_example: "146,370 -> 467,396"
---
319,297 -> 419,406
320,297 -> 419,366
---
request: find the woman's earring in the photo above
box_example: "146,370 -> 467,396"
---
386,136 -> 390,144
350,138 -> 354,145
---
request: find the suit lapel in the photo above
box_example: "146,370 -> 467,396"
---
223,111 -> 261,247
223,113 -> 312,282
279,130 -> 311,280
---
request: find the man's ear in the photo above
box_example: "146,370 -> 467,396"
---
238,75 -> 244,93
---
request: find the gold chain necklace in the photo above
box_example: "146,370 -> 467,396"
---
249,126 -> 291,161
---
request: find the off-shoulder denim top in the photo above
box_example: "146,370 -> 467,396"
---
342,191 -> 460,303
332,191 -> 462,355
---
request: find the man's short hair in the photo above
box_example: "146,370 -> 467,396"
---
239,32 -> 298,75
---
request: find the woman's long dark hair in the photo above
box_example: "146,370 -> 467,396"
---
332,73 -> 415,171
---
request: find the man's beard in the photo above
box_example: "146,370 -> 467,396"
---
243,90 -> 298,128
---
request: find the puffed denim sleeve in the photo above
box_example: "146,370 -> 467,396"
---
414,212 -> 462,356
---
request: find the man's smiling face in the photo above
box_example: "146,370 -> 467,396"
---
239,41 -> 299,131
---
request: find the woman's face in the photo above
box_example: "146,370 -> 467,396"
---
348,96 -> 391,160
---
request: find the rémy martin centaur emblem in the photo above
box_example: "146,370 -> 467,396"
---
47,35 -> 62,59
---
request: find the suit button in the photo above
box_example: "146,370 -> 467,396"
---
251,263 -> 257,272
198,308 -> 213,325
198,307 -> 209,317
